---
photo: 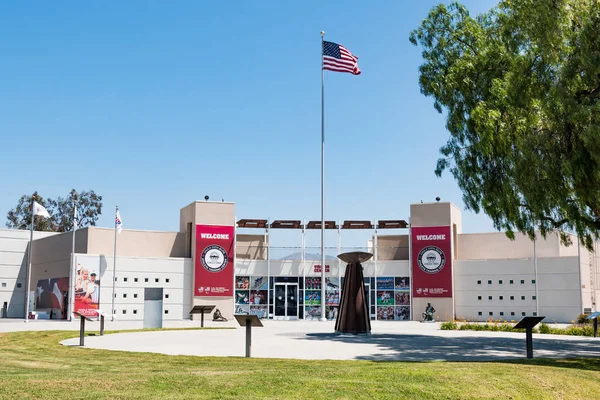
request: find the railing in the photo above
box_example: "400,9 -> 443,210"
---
236,246 -> 410,261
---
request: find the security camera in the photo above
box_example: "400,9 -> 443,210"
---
204,195 -> 209,201
436,197 -> 441,202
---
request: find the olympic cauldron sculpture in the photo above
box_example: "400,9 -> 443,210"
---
334,251 -> 372,335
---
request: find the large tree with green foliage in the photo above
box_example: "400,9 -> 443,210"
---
410,0 -> 600,250
6,190 -> 102,232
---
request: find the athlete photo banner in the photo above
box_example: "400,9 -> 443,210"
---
411,226 -> 452,298
195,224 -> 234,297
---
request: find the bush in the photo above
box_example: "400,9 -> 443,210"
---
577,313 -> 590,324
441,321 -> 457,330
539,323 -> 551,334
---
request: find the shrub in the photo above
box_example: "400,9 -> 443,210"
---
539,323 -> 551,334
441,321 -> 457,330
577,313 -> 590,324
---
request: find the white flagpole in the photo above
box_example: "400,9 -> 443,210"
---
68,198 -> 77,321
320,31 -> 327,322
25,198 -> 35,322
111,205 -> 118,321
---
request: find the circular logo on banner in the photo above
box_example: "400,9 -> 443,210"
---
201,245 -> 228,273
417,246 -> 446,274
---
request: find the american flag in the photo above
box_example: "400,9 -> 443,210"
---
323,41 -> 361,75
115,210 -> 122,234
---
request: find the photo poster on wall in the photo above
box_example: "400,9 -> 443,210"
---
250,276 -> 268,290
305,277 -> 321,290
325,277 -> 340,290
249,290 -> 267,305
235,304 -> 250,315
235,290 -> 250,305
305,306 -> 322,320
395,277 -> 410,291
325,306 -> 339,321
395,306 -> 410,321
394,291 -> 411,306
305,290 -> 321,305
236,276 -> 250,290
376,277 -> 394,290
377,306 -> 394,320
35,277 -> 69,318
376,290 -> 394,306
325,291 -> 339,306
74,261 -> 101,318
250,305 -> 268,319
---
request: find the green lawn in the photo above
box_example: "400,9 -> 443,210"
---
1,329 -> 599,399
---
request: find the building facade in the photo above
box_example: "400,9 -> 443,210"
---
0,200 -> 598,323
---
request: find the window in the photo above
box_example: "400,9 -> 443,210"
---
500,312 -> 504,316
533,312 -> 537,316
499,280 -> 503,285
489,312 -> 493,316
1,283 -> 6,288
134,278 -> 138,282
164,310 -> 169,314
488,280 -> 492,284
114,293 -> 117,298
532,279 -> 536,284
115,277 -> 117,282
477,280 -> 481,285
155,278 -> 159,283
511,312 -> 515,316
509,280 -> 514,284
145,278 -> 149,283
478,312 -> 482,316
499,296 -> 504,300
133,294 -> 138,298
122,310 -> 127,314
520,280 -> 525,284
133,310 -> 138,314
477,296 -> 482,300
165,294 -> 169,299
113,310 -> 116,314
488,296 -> 492,300
532,296 -> 536,300
166,278 -> 170,283
123,294 -> 127,298
510,296 -> 515,300
522,312 -> 526,316
124,278 -> 128,282
16,283 -> 22,288
521,296 -> 526,300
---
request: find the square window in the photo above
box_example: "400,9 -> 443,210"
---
478,296 -> 482,300
134,278 -> 138,282
521,296 -> 526,300
1,283 -> 6,287
510,296 -> 515,300
477,280 -> 481,285
488,280 -> 492,284
164,310 -> 169,314
122,310 -> 126,314
165,294 -> 169,299
133,310 -> 138,314
499,296 -> 504,300
478,312 -> 482,316
511,312 -> 515,316
488,296 -> 492,300
113,310 -> 116,314
533,312 -> 537,316
500,312 -> 504,316
522,312 -> 526,316
114,277 -> 117,282
145,278 -> 149,283
489,312 -> 493,316
499,280 -> 503,285
124,278 -> 128,282
509,280 -> 514,284
532,279 -> 536,284
134,294 -> 138,298
16,283 -> 22,288
166,279 -> 170,283
532,296 -> 536,300
123,294 -> 127,298
520,280 -> 525,284
155,278 -> 159,283
114,293 -> 117,298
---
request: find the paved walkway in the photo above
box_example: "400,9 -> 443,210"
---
58,321 -> 600,361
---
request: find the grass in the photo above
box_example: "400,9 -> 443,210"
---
1,329 -> 600,399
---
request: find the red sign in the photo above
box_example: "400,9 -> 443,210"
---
313,264 -> 330,273
195,225 -> 234,297
411,226 -> 452,298
74,261 -> 100,318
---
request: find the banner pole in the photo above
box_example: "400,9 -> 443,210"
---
25,198 -> 35,322
111,205 -> 118,321
69,198 -> 77,321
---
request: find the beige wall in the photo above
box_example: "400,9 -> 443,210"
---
457,232 -> 562,260
86,227 -> 186,258
375,235 -> 409,260
236,234 -> 267,260
413,297 -> 453,322
410,202 -> 454,227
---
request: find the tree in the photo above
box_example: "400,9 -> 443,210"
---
6,190 -> 103,232
409,0 -> 600,250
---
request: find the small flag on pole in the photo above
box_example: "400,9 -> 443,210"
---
33,201 -> 50,218
115,210 -> 122,234
323,41 -> 361,75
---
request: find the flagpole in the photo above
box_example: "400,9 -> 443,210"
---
68,197 -> 77,321
25,197 -> 34,322
320,31 -> 327,322
111,205 -> 118,321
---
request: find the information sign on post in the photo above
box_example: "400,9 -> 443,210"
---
189,305 -> 216,328
234,314 -> 263,358
513,316 -> 545,359
586,312 -> 600,338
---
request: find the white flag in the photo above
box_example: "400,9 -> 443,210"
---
73,207 -> 79,229
115,210 -> 122,234
33,201 -> 50,218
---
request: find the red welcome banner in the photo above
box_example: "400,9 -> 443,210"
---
411,226 -> 452,298
195,225 -> 234,297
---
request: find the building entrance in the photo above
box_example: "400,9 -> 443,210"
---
274,283 -> 298,320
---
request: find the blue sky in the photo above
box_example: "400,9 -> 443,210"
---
0,0 -> 499,248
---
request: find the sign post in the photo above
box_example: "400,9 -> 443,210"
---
587,312 -> 600,338
234,314 -> 263,357
74,311 -> 94,347
189,305 -> 216,328
513,316 -> 545,359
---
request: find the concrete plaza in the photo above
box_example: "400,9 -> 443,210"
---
49,320 -> 600,361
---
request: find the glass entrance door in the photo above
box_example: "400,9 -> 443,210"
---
274,283 -> 298,320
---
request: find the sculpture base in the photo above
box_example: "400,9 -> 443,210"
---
420,320 -> 436,323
